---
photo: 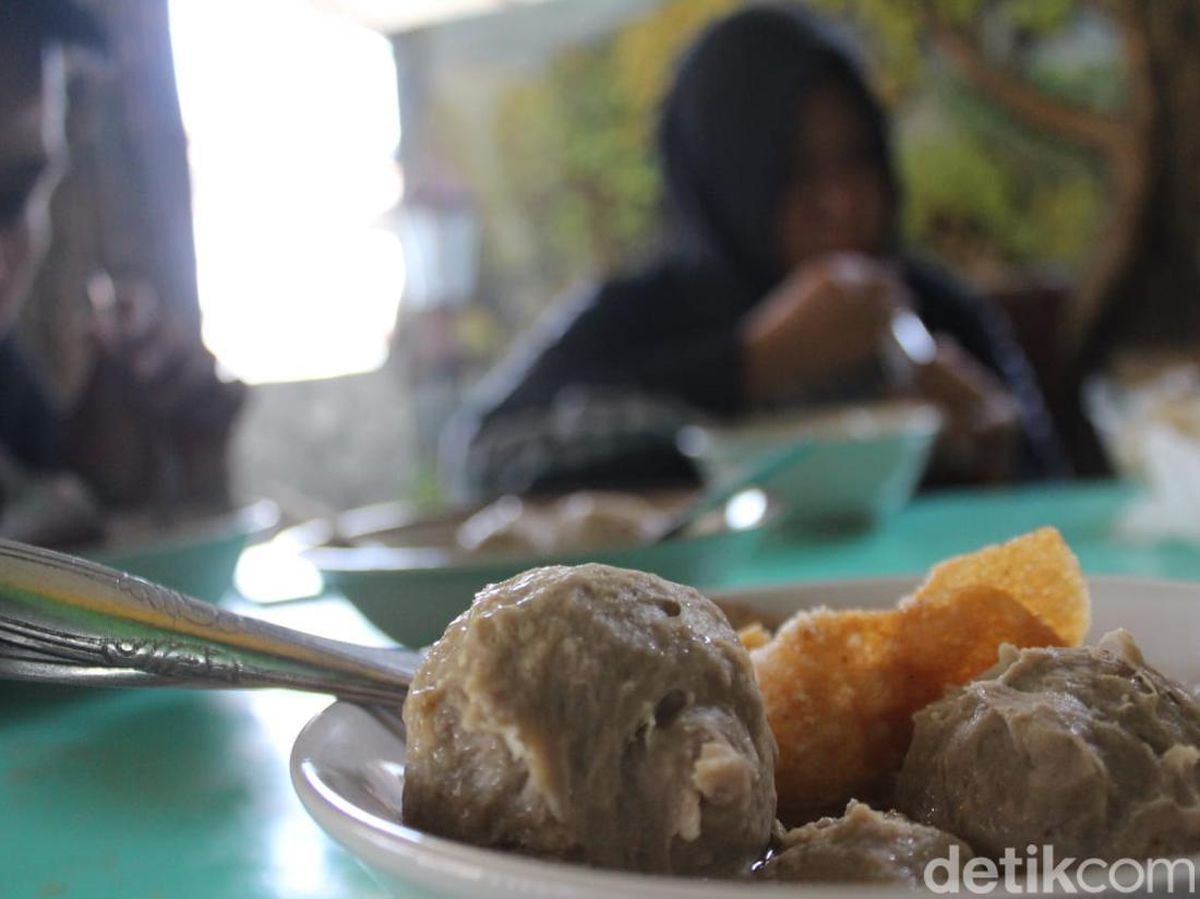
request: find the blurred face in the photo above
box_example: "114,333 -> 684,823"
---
777,83 -> 890,269
0,40 -> 67,334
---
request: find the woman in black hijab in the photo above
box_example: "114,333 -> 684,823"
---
442,4 -> 1067,501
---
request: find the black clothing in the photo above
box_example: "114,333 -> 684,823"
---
0,336 -> 63,475
443,256 -> 1066,499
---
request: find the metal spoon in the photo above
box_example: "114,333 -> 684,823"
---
655,438 -> 813,542
0,539 -> 419,705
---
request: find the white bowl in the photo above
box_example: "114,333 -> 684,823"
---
290,575 -> 1200,898
1084,374 -> 1200,541
679,402 -> 941,532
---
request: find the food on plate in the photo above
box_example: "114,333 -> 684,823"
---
896,629 -> 1200,861
454,495 -> 555,556
752,605 -> 909,819
401,564 -> 777,876
554,491 -> 667,551
455,492 -> 667,557
1088,361 -> 1200,483
735,621 -> 773,651
754,800 -> 973,885
751,527 -> 1085,820
395,529 -> 1200,884
893,584 -> 1064,693
907,525 -> 1091,645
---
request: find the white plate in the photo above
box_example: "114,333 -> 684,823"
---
291,576 -> 1200,898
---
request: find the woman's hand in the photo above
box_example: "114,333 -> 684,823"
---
913,338 -> 1020,483
740,253 -> 899,404
66,272 -> 245,508
91,275 -> 244,430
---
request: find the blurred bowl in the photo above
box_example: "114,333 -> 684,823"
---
295,492 -> 767,648
1084,369 -> 1200,484
80,499 -> 280,603
679,400 -> 941,533
1084,369 -> 1200,542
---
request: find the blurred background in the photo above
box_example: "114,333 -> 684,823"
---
16,0 -> 1198,519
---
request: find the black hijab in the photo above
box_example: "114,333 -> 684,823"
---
656,3 -> 897,301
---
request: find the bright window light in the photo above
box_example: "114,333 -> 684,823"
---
169,0 -> 404,384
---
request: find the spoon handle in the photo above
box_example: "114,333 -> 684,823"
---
0,539 -> 418,705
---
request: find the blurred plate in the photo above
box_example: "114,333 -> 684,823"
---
82,499 -> 280,603
296,492 -> 768,648
291,575 -> 1200,898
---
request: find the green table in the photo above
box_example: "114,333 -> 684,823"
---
3,480 -> 1198,898
721,479 -> 1200,588
1,599 -> 389,899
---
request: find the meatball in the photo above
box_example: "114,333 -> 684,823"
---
455,495 -> 553,557
896,630 -> 1200,860
402,564 -> 777,876
755,800 -> 973,885
552,492 -> 664,551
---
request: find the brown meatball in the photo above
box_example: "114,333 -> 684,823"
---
897,630 -> 1200,860
755,800 -> 973,885
402,564 -> 777,876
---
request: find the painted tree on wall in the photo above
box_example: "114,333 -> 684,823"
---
491,0 -> 738,295
816,0 -> 1200,367
484,0 -> 1197,383
489,0 -> 1112,308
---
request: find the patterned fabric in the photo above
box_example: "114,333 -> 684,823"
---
445,385 -> 700,501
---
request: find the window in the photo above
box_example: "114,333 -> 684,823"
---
169,0 -> 404,383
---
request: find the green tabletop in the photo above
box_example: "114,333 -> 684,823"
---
720,479 -> 1200,588
3,480 -> 1198,899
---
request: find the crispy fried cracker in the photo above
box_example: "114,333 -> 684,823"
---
738,622 -> 773,651
753,529 -> 1086,821
906,527 -> 1090,645
894,584 -> 1067,707
751,607 -> 910,818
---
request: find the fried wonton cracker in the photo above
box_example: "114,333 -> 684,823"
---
752,607 -> 909,818
737,622 -> 773,651
894,584 -> 1067,707
906,526 -> 1090,645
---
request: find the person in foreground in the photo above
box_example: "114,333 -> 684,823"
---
0,0 -> 244,543
441,3 -> 1067,502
